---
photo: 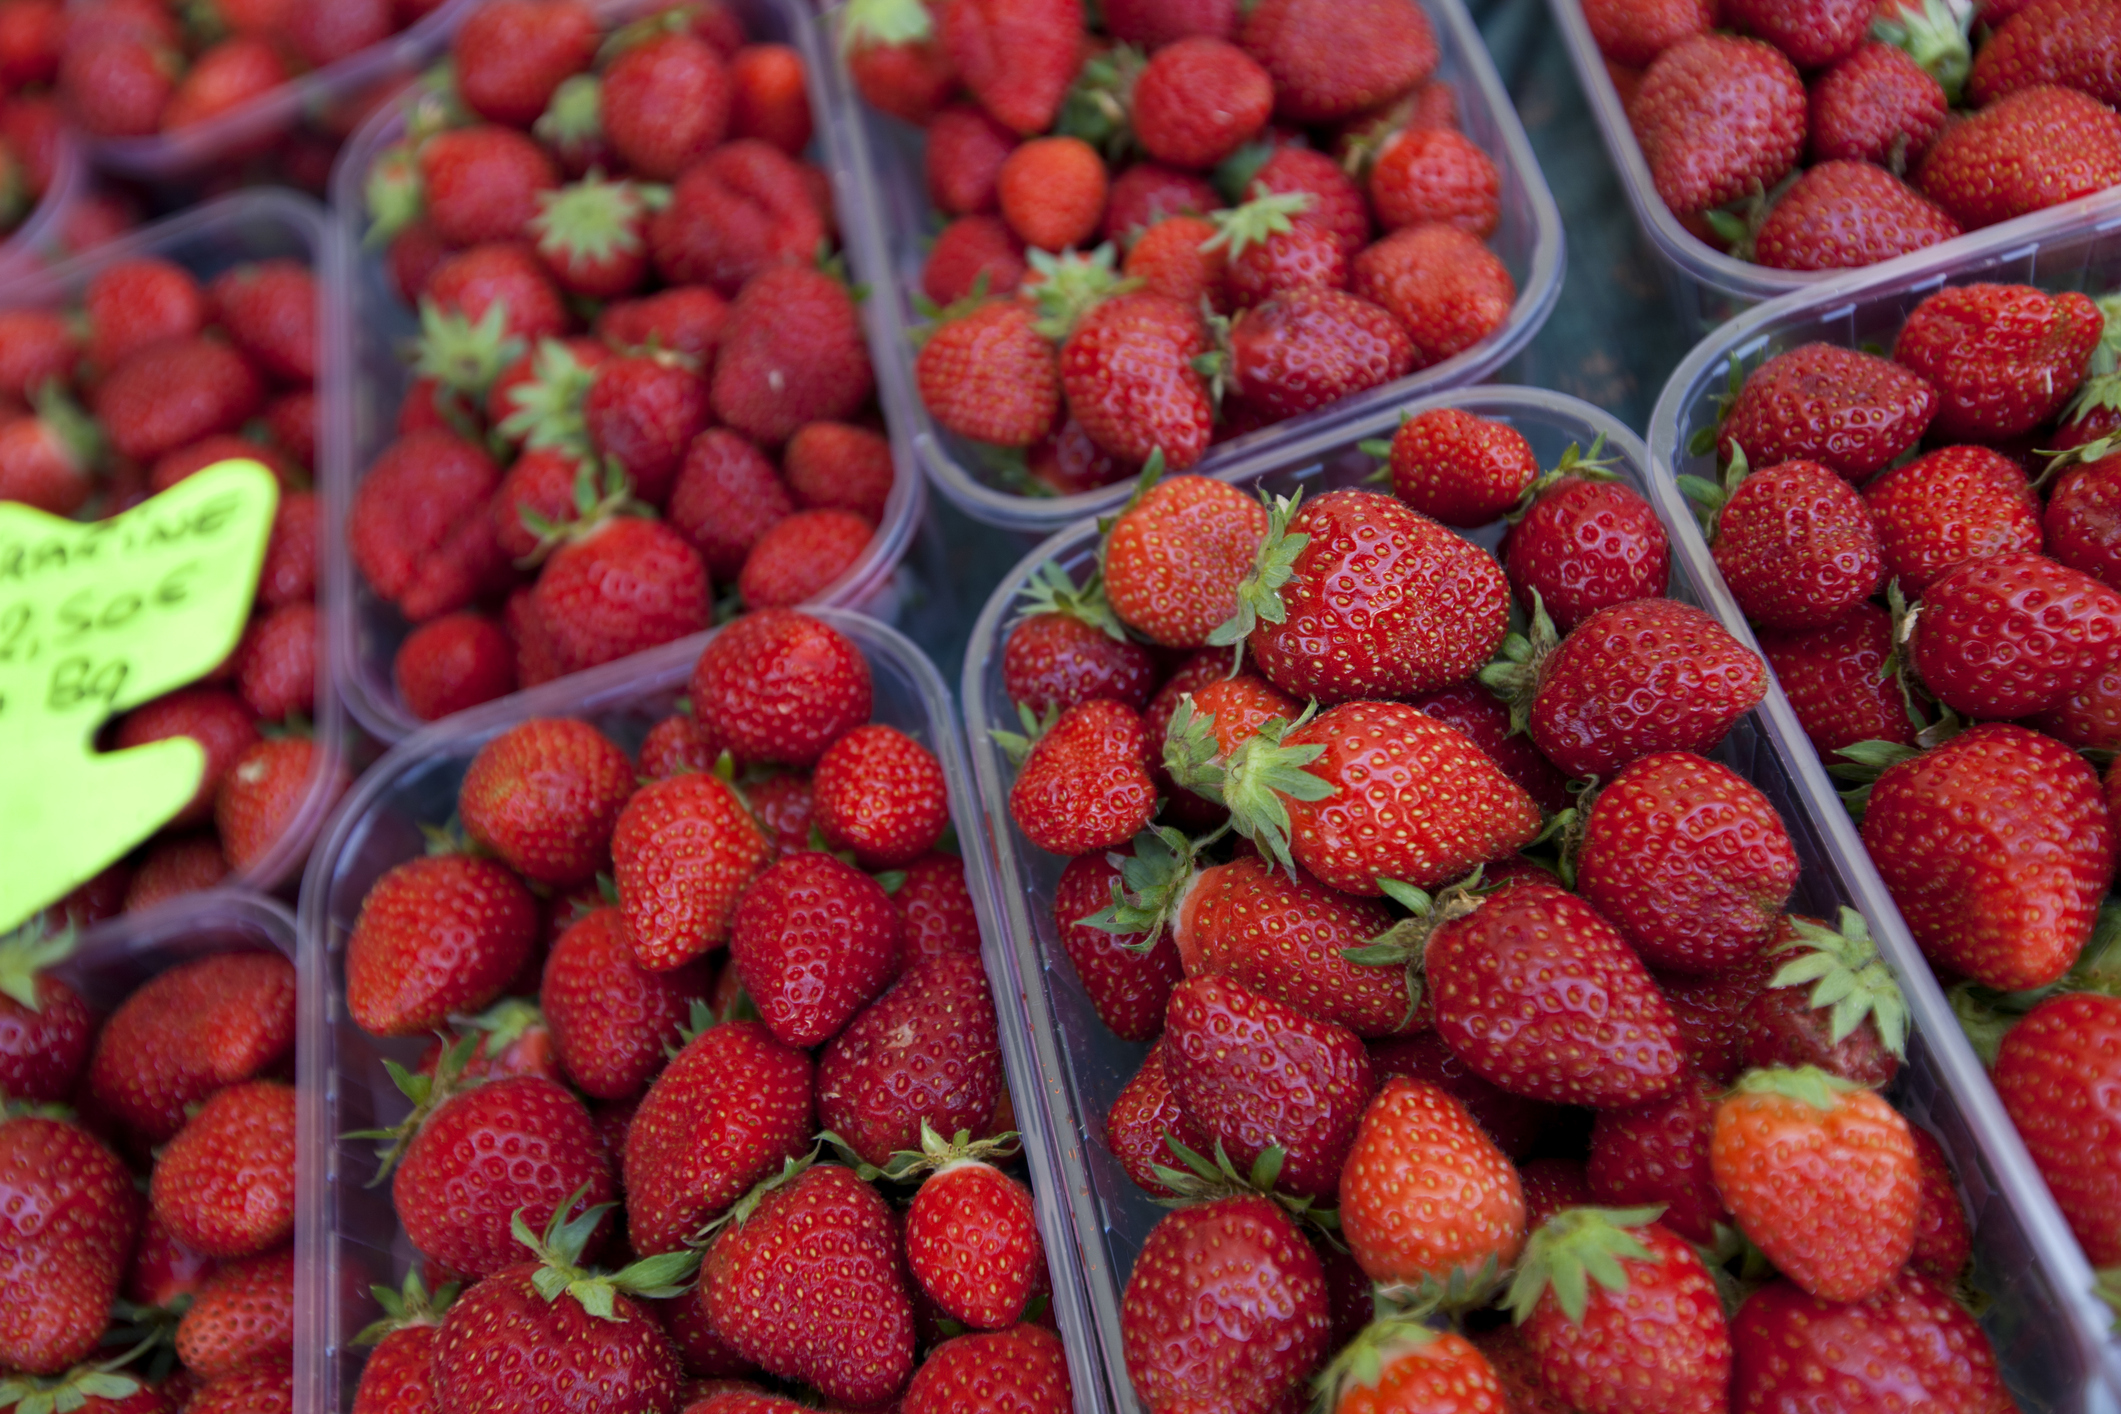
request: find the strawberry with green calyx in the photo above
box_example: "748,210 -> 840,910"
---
1680,443 -> 1885,632
364,142 -> 424,248
1312,1318 -> 1508,1414
1054,42 -> 1144,163
535,73 -> 609,177
2057,292 -> 2121,451
1080,822 -> 1208,951
1162,697 -> 1327,871
344,1032 -> 482,1184
1002,560 -> 1157,716
522,461 -> 710,678
349,1270 -> 457,1414
1741,908 -> 1909,1087
1002,696 -> 1157,857
1339,1073 -> 1523,1292
840,0 -> 955,127
1101,453 -> 1275,650
0,1345 -> 159,1414
410,293 -> 524,404
0,921 -> 92,1105
1205,185 -> 1342,306
1504,1206 -> 1730,1414
1202,487 -> 1307,666
0,384 -> 107,517
1335,868 -> 1491,1028
530,172 -> 667,300
1871,0 -> 1971,103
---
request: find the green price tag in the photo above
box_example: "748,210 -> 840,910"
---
0,460 -> 279,932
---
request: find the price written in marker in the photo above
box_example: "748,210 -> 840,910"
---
0,460 -> 279,932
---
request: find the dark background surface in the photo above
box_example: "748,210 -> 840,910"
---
901,0 -> 1704,685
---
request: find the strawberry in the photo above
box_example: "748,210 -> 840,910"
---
668,428 -> 794,579
149,1079 -> 294,1260
1104,0 -> 1235,46
1904,1123 -> 1971,1279
1581,0 -> 1713,67
649,141 -> 825,297
710,265 -> 874,446
1102,469 -> 1268,648
350,429 -> 508,622
1339,1075 -> 1525,1286
1061,292 -> 1215,468
1054,847 -> 1186,1041
1505,1209 -> 1730,1414
128,1209 -> 215,1309
842,0 -> 956,126
1030,416 -> 1138,493
422,245 -> 570,372
1351,222 -> 1515,369
744,771 -> 819,858
639,711 -> 721,780
1573,750 -> 1800,975
418,126 -> 559,247
1410,683 -> 1573,813
597,286 -> 731,363
430,1202 -> 687,1412
1968,0 -> 2119,103
726,42 -> 811,152
394,613 -> 517,721
86,950 -> 295,1142
452,0 -> 598,126
600,28 -> 730,180
924,214 -> 1029,304
784,421 -> 894,524
1717,342 -> 1939,483
1377,406 -> 1538,529
816,953 -> 1003,1166
114,686 -> 258,828
1226,287 -> 1416,420
1120,1195 -> 1329,1414
613,770 -> 773,970
1502,468 -> 1670,634
1730,1270 -> 2017,1412
2047,444 -> 2121,587
348,1272 -> 454,1414
231,602 -> 317,721
1369,1026 -> 1560,1159
1317,1321 -> 1508,1414
1487,596 -> 1767,780
1860,444 -> 2042,596
1370,126 -> 1501,236
1132,37 -> 1272,170
904,1324 -> 1072,1413
215,734 -> 334,874
895,851 -> 982,965
812,723 -> 951,868
1003,697 -> 1156,857
691,609 -> 872,767
892,1126 -> 1044,1330
1122,212 -> 1227,309
57,32 -> 177,139
925,102 -> 1017,214
916,300 -> 1061,448
346,855 -> 536,1037
625,1018 -> 813,1255
1211,187 -> 1350,307
187,1355 -> 292,1414
1106,1038 -> 1211,1196
531,511 -> 711,676
1737,910 -> 1907,1087
83,257 -> 203,370
1631,34 -> 1805,219
940,0 -> 1083,137
1917,85 -> 2121,229
1428,874 -> 1686,1108
585,354 -> 710,509
174,1244 -> 294,1379
207,259 -> 315,385
1993,991 -> 2121,1262
1240,0 -> 1435,123
1809,41 -> 1947,166
93,337 -> 262,464
122,835 -> 230,912
0,1116 -> 138,1375
258,489 -> 318,606
0,925 -> 92,1103
542,905 -> 711,1100
996,136 -> 1108,252
0,309 -> 78,399
1909,551 -> 2121,718
1752,160 -> 1963,271
1893,282 -> 2104,439
1107,163 -> 1222,243
1586,1073 -> 1728,1245
731,853 -> 901,1047
1002,566 -> 1157,715
0,390 -> 99,516
530,174 -> 653,300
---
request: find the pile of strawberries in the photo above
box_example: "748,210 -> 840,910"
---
334,610 -> 1068,1412
842,0 -> 1523,497
991,421 -> 2018,1409
1584,0 -> 2121,270
1687,279 -> 2121,1281
0,248 -> 341,914
0,0 -> 65,242
0,934 -> 301,1412
355,0 -> 894,723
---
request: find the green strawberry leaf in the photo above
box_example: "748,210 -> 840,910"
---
1505,1206 -> 1662,1327
1208,488 -> 1309,655
1769,906 -> 1908,1058
0,919 -> 74,1011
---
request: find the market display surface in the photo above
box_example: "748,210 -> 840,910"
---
2,0 -> 2121,1410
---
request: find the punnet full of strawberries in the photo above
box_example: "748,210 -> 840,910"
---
841,0 -> 1527,497
0,0 -> 65,243
1683,280 -> 2121,1302
1580,0 -> 2121,270
355,0 -> 897,723
989,414 -> 2025,1411
326,610 -> 1070,1413
0,928 -> 301,1412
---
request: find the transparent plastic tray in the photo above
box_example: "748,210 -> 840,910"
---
0,187 -> 349,899
959,384 -> 2109,1414
0,130 -> 82,285
1545,0 -> 2121,337
294,608 -> 1096,1414
796,0 -> 1565,534
322,0 -> 928,744
1649,203 -> 2121,1408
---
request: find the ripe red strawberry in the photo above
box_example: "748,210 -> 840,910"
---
749,709 -> 903,855
1574,751 -> 1800,975
1101,471 -> 1267,648
1376,406 -> 1538,529
1123,212 -> 1229,313
2047,445 -> 2121,587
1688,453 -> 1884,629
0,1115 -> 139,1374
1505,1210 -> 1730,1414
531,174 -> 654,300
939,0 -> 1083,136
583,353 -> 710,508
1710,1067 -> 1918,1302
738,507 -> 876,608
1370,126 -> 1501,237
1752,160 -> 1963,271
422,244 -> 569,370
1718,342 -> 1939,483
1227,287 -> 1416,420
1131,36 -> 1271,170
1905,1123 -> 1971,1279
638,711 -> 721,780
452,0 -> 599,126
150,432 -> 297,496
258,488 -> 318,606
600,29 -> 730,180
121,834 -> 229,911
1631,34 -> 1805,218
894,851 -> 981,965
816,953 -> 1003,1166
613,771 -> 772,971
457,718 -> 632,887
1240,0 -> 1434,122
1726,0 -> 1870,67
841,0 -> 956,126
1581,0 -> 1712,67
1894,282 -> 2104,439
1002,570 -> 1157,715
712,265 -> 874,446
727,42 -> 809,152
0,391 -> 100,516
691,608 -> 871,766
345,855 -> 535,1037
1120,1195 -> 1329,1414
1587,1072 -> 1728,1245
1860,444 -> 2042,596
995,135 -> 1107,252
1429,874 -> 1686,1108
1210,187 -> 1348,309
57,31 -> 177,139
542,905 -> 712,1101
1910,551 -> 2121,718
731,853 -> 901,1047
649,141 -> 825,298
531,513 -> 710,675
229,602 -> 317,721
83,257 -> 202,370
1061,292 -> 1214,469
1338,1075 -> 1525,1286
1502,470 -> 1670,634
418,126 -> 559,247
206,259 -> 314,385
1004,697 -> 1155,857
216,733 -> 333,874
1492,597 -> 1767,780
1968,0 -> 2120,104
625,1019 -> 813,1255
783,421 -> 894,524
1993,991 -> 2121,1262
1410,682 -> 1573,813
0,309 -> 77,399
1809,42 -> 1947,166
395,613 -> 517,721
1316,1322 -> 1509,1414
917,300 -> 1061,449
925,102 -> 1017,214
113,686 -> 258,829
86,950 -> 294,1142
351,429 -> 508,622
1737,910 -> 1906,1088
1470,1324 -> 1577,1414
1105,1038 -> 1211,1196
1055,847 -> 1185,1042
348,1272 -> 454,1414
904,1324 -> 1072,1414
188,1353 -> 292,1414
1104,0 -> 1235,46
174,1244 -> 293,1379
0,925 -> 92,1105
897,1129 -> 1044,1329
93,336 -> 262,464
1370,1025 -> 1560,1161
597,286 -> 731,363
1351,222 -> 1515,367
1917,85 -> 2121,229
1730,1270 -> 2018,1412
667,427 -> 793,579
923,215 -> 1029,305
149,1079 -> 294,1260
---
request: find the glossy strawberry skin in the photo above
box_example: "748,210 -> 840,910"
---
1631,34 -> 1805,218
612,771 -> 773,971
1386,407 -> 1539,529
1008,698 -> 1156,858
904,1324 -> 1073,1414
1339,1076 -> 1527,1288
433,1258 -> 682,1413
1994,991 -> 2121,1263
1861,444 -> 2044,598
541,906 -> 711,1102
457,718 -> 634,888
345,855 -> 537,1039
1411,682 -> 1574,814
917,301 -> 1062,450
905,1160 -> 1043,1330
1905,1125 -> 1972,1280
0,1116 -> 140,1375
1238,0 -> 1437,124
1003,612 -> 1157,715
1893,282 -> 2106,440
1758,603 -> 1918,756
1910,551 -> 2121,719
1917,85 -> 2121,231
691,608 -> 872,769
1719,343 -> 1938,483
1522,1220 -> 1731,1414
1104,1039 -> 1211,1199
1587,1073 -> 1729,1245
940,0 -> 1084,137
816,954 -> 1003,1168
812,724 -> 951,869
1503,478 -> 1670,635
86,951 -> 296,1144
1229,288 -> 1416,421
1730,1271 -> 2017,1412
149,1080 -> 295,1261
731,852 -> 902,1049
1713,458 -> 1886,630
1739,960 -> 1899,1089
1104,475 -> 1268,650
1809,42 -> 1947,166
1753,160 -> 1963,273
1055,850 -> 1185,1043
0,969 -> 92,1105
1350,223 -> 1515,368
1061,293 -> 1215,470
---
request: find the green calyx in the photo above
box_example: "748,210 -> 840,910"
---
32,383 -> 106,476
1203,184 -> 1315,262
0,1357 -> 146,1414
1729,1064 -> 1860,1111
364,142 -> 424,248
1768,906 -> 1909,1061
1150,1135 -> 1339,1232
1505,1206 -> 1664,1327
1029,245 -> 1136,344
990,700 -> 1063,768
535,74 -> 604,154
519,460 -> 653,567
1477,590 -> 1561,737
839,0 -> 934,50
1504,433 -> 1618,523
1010,558 -> 1131,642
352,1270 -> 459,1347
821,1119 -> 1020,1184
1080,824 -> 1204,952
2037,432 -> 2121,491
343,1032 -> 481,1184
1676,441 -> 1750,543
695,1148 -> 821,1245
461,996 -> 545,1058
0,920 -> 74,1011
595,6 -> 692,65
517,1185 -> 699,1320
2099,1267 -> 2121,1317
1339,869 -> 1491,1031
497,337 -> 600,453
1688,355 -> 1751,459
1309,1315 -> 1448,1407
1358,409 -> 1412,479
412,295 -> 525,400
530,172 -> 659,268
1055,44 -> 1144,163
1177,701 -> 1331,878
1871,0 -> 1971,103
1206,488 -> 1308,659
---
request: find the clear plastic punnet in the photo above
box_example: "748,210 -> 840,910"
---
959,384 -> 2114,1414
1649,205 -> 2121,1408
796,0 -> 1565,535
0,130 -> 82,285
1546,0 -> 2121,337
294,608 -> 1099,1413
0,187 -> 349,898
322,0 -> 929,745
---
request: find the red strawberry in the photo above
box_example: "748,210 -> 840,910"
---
1752,160 -> 1963,271
83,257 -> 202,370
1370,126 -> 1501,236
1893,282 -> 2104,439
923,214 -> 1028,305
812,723 -> 951,868
258,489 -> 318,606
1632,33 -> 1805,219
1581,0 -> 1713,67
1718,342 -> 1939,483
149,1079 -> 294,1260
738,507 -> 875,606
188,1354 -> 292,1414
582,353 -> 709,508
996,135 -> 1108,253
0,924 -> 92,1104
1239,0 -> 1436,123
1574,751 -> 1799,975
638,711 -> 721,780
1211,185 -> 1349,307
206,259 -> 314,385
894,850 -> 981,965
1317,1322 -> 1509,1414
1737,910 -> 1907,1088
1730,1270 -> 2017,1412
783,421 -> 894,524
1105,1038 -> 1210,1196
1968,0 -> 2120,104
216,733 -> 334,874
600,28 -> 730,180
1918,85 -> 2121,229
1502,469 -> 1670,635
114,686 -> 258,828
1120,1195 -> 1329,1414
1377,406 -> 1538,529
613,770 -> 773,971
421,245 -> 569,388
597,286 -> 731,363
925,102 -> 1017,214
122,834 -> 230,912
348,1272 -> 454,1414
1809,41 -> 1947,166
1001,567 -> 1157,715
418,126 -> 559,247
0,390 -> 99,516
1410,682 -> 1573,814
1369,1029 -> 1558,1159
904,1324 -> 1072,1413
530,174 -> 653,300
1061,292 -> 1215,469
0,309 -> 77,399
817,953 -> 1003,1167
1054,847 -> 1185,1041
711,265 -> 874,446
732,853 -> 901,1047
842,0 -> 956,126
1860,444 -> 2042,596
452,0 -> 598,125
649,141 -> 825,297
1909,551 -> 2121,718
458,718 -> 632,887
0,1115 -> 139,1374
345,855 -> 536,1037
1905,1123 -> 1971,1279
150,432 -> 296,495
1357,222 -> 1517,367
542,905 -> 712,1100
1122,212 -> 1228,310
393,612 -> 517,722
1102,470 -> 1267,648
1505,1210 -> 1730,1414
174,1244 -> 293,1379
1132,36 -> 1272,170
1227,287 -> 1416,420
2047,444 -> 2121,587
1105,0 -> 1235,46
1470,1324 -> 1577,1414
1587,1072 -> 1730,1246
57,31 -> 178,139
1338,1075 -> 1526,1286
730,43 -> 811,153
917,299 -> 1061,449
898,1128 -> 1044,1330
667,427 -> 793,579
939,0 -> 1083,136
1428,874 -> 1686,1108
231,602 -> 317,721
625,1019 -> 813,1255
1690,450 -> 1887,631
350,429 -> 508,622
128,1210 -> 215,1309
1003,697 -> 1156,857
93,337 -> 262,463
691,608 -> 872,767
86,950 -> 294,1142
1993,991 -> 2121,1262
532,512 -> 710,676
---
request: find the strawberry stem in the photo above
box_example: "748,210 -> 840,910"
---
0,919 -> 74,1011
